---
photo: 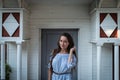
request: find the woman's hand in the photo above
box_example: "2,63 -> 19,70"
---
68,47 -> 76,63
70,47 -> 76,53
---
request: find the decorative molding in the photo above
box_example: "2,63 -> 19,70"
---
91,8 -> 120,44
114,42 -> 120,46
100,27 -> 108,38
12,27 -> 20,37
2,13 -> 20,37
96,42 -> 104,46
16,41 -> 22,44
99,13 -> 118,38
2,27 -> 10,37
0,8 -> 30,42
0,41 -> 5,44
100,13 -> 107,24
110,27 -> 118,38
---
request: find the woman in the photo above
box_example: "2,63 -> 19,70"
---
48,33 -> 77,80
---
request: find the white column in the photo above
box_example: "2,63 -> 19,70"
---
96,43 -> 103,80
16,42 -> 22,80
0,42 -> 5,80
114,44 -> 119,80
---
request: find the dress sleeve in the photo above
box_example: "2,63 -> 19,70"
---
48,54 -> 53,69
67,54 -> 77,69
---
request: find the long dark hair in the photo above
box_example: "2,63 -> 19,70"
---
50,33 -> 77,72
52,32 -> 77,62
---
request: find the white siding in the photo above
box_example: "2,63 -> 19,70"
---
101,44 -> 113,80
28,28 -> 40,80
92,44 -> 97,80
90,12 -> 97,42
23,10 -> 30,40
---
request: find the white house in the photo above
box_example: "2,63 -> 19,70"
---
0,0 -> 120,80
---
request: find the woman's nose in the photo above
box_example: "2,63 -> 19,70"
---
61,41 -> 64,45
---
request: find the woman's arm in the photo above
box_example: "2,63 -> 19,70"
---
68,47 -> 76,63
48,68 -> 52,80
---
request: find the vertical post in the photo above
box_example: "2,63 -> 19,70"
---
96,43 -> 103,80
0,42 -> 5,80
16,42 -> 22,80
114,44 -> 119,80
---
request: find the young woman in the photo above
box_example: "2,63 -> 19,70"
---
48,33 -> 77,80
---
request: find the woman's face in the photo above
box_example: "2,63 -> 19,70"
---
59,36 -> 69,50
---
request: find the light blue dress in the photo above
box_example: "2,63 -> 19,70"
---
48,53 -> 77,80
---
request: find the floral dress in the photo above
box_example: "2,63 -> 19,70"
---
48,53 -> 77,80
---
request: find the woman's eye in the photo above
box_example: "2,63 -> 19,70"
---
60,40 -> 68,43
60,40 -> 62,42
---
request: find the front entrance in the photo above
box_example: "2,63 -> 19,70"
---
41,29 -> 78,80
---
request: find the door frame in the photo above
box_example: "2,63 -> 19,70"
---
112,45 -> 120,80
39,28 -> 80,80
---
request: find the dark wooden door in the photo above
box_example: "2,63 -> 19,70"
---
41,29 -> 78,80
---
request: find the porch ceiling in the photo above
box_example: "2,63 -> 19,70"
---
25,0 -> 94,5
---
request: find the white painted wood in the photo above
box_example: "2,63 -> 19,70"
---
0,42 -> 5,80
90,11 -> 97,42
0,9 -> 22,41
96,43 -> 103,80
0,11 -> 2,39
90,8 -> 120,43
0,8 -> 30,42
23,9 -> 30,40
114,44 -> 119,80
92,44 -> 97,80
91,8 -> 120,80
21,41 -> 28,80
16,42 -> 22,80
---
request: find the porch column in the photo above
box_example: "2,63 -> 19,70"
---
96,43 -> 103,80
0,42 -> 5,80
16,42 -> 22,80
114,44 -> 119,80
